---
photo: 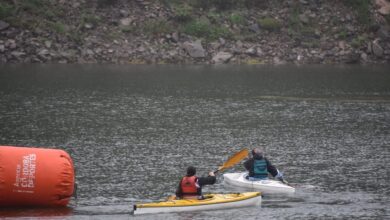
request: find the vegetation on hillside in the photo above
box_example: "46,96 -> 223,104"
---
0,0 -> 388,64
0,0 -> 378,41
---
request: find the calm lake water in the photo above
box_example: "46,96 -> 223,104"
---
0,65 -> 389,219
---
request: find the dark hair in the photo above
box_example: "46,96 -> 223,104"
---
186,166 -> 196,176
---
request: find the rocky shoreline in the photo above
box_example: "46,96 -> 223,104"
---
0,0 -> 389,64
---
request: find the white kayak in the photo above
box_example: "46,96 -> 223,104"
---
223,173 -> 295,194
133,192 -> 261,215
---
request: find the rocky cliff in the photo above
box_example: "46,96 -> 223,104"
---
0,0 -> 389,64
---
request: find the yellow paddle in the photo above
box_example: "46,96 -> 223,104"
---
215,148 -> 249,173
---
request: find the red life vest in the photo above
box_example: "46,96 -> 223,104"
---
181,176 -> 198,195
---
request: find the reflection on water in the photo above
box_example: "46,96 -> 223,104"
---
0,207 -> 73,218
0,65 -> 389,219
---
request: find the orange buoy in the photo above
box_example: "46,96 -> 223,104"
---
0,146 -> 75,207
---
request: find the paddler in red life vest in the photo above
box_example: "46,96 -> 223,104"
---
244,148 -> 284,182
176,166 -> 216,199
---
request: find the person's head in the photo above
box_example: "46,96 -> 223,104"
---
252,148 -> 264,159
186,166 -> 196,176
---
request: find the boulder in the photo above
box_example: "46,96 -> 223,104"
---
0,20 -> 9,31
219,38 -> 226,45
360,52 -> 368,62
171,32 -> 179,43
249,23 -> 260,33
212,52 -> 233,64
299,0 -> 309,5
44,41 -> 52,48
38,49 -> 49,56
344,52 -> 360,64
245,47 -> 257,56
120,18 -> 133,26
5,39 -> 16,49
377,25 -> 390,39
84,23 -> 93,29
299,14 -> 309,24
11,51 -> 26,58
236,40 -> 243,48
182,40 -> 206,58
256,48 -> 264,57
273,57 -> 286,65
120,10 -> 129,17
375,0 -> 390,15
72,2 -> 80,8
372,40 -> 384,57
210,42 -> 221,50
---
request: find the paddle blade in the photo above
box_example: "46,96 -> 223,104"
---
218,148 -> 249,172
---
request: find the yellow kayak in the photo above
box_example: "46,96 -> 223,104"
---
133,192 -> 261,215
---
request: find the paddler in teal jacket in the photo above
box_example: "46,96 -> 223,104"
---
244,148 -> 284,181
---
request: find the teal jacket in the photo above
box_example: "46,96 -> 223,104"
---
244,156 -> 278,178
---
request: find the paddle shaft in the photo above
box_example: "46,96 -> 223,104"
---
280,178 -> 293,187
213,169 -> 221,174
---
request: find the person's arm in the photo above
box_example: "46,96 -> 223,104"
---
265,158 -> 278,177
198,172 -> 216,187
244,158 -> 252,171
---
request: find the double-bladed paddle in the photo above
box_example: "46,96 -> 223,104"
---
214,148 -> 249,174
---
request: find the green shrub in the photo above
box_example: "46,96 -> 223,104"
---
20,0 -> 45,11
182,19 -> 231,40
338,30 -> 348,39
173,3 -> 193,22
192,0 -> 239,10
18,0 -> 62,20
342,0 -> 371,25
121,26 -> 135,33
43,10 -> 56,19
301,26 -> 316,37
0,2 -> 15,19
258,17 -> 282,31
143,19 -> 173,35
67,30 -> 83,44
210,26 -> 232,40
301,39 -> 320,48
288,5 -> 301,30
182,19 -> 210,37
50,21 -> 66,34
207,11 -> 221,23
351,35 -> 367,48
82,14 -> 101,26
229,13 -> 245,25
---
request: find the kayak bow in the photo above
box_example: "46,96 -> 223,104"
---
223,173 -> 295,194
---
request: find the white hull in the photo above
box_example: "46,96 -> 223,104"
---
133,194 -> 261,215
223,173 -> 295,194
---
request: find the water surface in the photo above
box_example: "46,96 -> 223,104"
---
0,65 -> 389,219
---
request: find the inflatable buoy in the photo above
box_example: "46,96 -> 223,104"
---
0,146 -> 75,207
